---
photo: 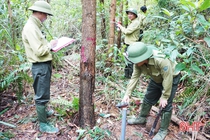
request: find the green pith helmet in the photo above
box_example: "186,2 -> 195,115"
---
126,42 -> 154,64
126,8 -> 138,17
29,1 -> 53,16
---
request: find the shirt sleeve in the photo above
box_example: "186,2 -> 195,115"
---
120,20 -> 140,35
158,59 -> 173,100
138,14 -> 146,28
25,26 -> 51,57
125,65 -> 142,96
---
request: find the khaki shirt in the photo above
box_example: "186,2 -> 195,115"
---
138,13 -> 146,29
125,50 -> 179,100
22,15 -> 52,63
120,18 -> 141,45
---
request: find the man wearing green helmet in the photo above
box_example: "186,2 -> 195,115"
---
117,8 -> 141,79
22,0 -> 58,133
122,42 -> 181,140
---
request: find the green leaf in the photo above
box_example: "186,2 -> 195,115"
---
191,64 -> 204,75
15,44 -> 21,50
181,5 -> 190,12
0,121 -> 16,128
180,0 -> 196,9
76,129 -> 86,135
204,37 -> 210,48
72,97 -> 79,111
200,0 -> 210,11
161,39 -> 171,43
153,16 -> 168,20
186,47 -> 194,56
175,62 -> 186,73
170,50 -> 179,62
161,8 -> 173,17
99,113 -> 111,118
53,73 -> 62,78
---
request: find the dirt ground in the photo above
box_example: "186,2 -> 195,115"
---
0,97 -> 182,140
0,55 -> 208,140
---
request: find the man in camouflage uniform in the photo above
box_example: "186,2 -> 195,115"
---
122,42 -> 181,140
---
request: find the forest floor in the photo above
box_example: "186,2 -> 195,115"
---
0,54 -> 209,140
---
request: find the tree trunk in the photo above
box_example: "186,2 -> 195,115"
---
7,0 -> 15,47
79,0 -> 96,128
99,0 -> 106,39
108,0 -> 116,48
124,1 -> 129,27
116,1 -> 123,48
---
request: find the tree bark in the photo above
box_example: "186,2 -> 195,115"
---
116,1 -> 123,48
79,0 -> 96,128
124,1 -> 129,27
7,0 -> 15,46
108,0 -> 116,48
99,0 -> 106,39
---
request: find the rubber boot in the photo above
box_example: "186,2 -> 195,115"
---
36,105 -> 59,133
152,111 -> 172,140
127,103 -> 152,125
31,108 -> 54,123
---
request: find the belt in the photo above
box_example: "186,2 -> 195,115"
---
33,61 -> 51,65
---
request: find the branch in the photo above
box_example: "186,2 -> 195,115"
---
63,59 -> 79,71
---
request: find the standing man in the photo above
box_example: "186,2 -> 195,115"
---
122,42 -> 181,140
117,8 -> 141,78
138,5 -> 147,41
22,0 -> 59,133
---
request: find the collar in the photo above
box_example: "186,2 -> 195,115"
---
131,18 -> 138,23
29,15 -> 42,28
148,58 -> 155,65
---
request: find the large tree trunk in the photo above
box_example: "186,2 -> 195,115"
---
108,0 -> 116,48
99,0 -> 106,39
116,1 -> 123,48
79,0 -> 96,128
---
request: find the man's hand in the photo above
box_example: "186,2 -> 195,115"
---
122,95 -> 130,104
116,23 -> 122,29
159,98 -> 168,108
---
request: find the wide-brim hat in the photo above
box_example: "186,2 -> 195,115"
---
29,1 -> 53,16
126,42 -> 154,64
126,8 -> 138,17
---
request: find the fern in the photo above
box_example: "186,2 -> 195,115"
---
51,97 -> 72,107
1,63 -> 31,91
1,62 -> 31,103
51,96 -> 79,110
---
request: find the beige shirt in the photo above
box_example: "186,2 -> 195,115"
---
120,18 -> 141,45
22,15 -> 52,63
138,13 -> 146,29
125,50 -> 179,100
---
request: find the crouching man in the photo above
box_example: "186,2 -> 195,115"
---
122,42 -> 181,140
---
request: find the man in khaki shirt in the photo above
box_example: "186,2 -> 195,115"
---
117,8 -> 141,78
122,42 -> 181,140
22,0 -> 58,133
